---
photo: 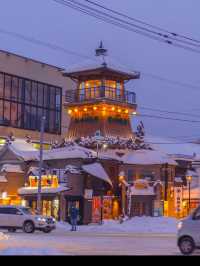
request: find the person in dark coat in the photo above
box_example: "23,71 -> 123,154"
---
69,204 -> 79,231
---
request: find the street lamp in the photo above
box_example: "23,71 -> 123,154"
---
119,171 -> 126,218
186,174 -> 192,214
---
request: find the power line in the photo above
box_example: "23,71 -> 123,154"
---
136,113 -> 200,123
0,28 -> 92,60
52,0 -> 200,54
139,106 -> 200,119
84,0 -> 200,44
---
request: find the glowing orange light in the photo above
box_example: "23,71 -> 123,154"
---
125,109 -> 129,114
103,107 -> 106,111
118,109 -> 122,113
93,106 -> 97,110
111,107 -> 115,111
84,108 -> 87,112
74,108 -> 78,113
68,109 -> 72,115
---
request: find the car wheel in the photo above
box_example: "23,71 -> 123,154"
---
23,221 -> 35,234
8,228 -> 16,233
43,228 -> 52,233
179,237 -> 195,255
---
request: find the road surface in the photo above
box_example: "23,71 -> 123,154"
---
0,227 -> 183,255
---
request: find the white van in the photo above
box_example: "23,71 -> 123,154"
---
178,206 -> 200,255
0,206 -> 56,233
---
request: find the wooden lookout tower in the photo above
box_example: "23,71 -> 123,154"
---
63,43 -> 140,139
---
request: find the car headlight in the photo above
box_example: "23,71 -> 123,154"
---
177,221 -> 183,230
36,217 -> 47,223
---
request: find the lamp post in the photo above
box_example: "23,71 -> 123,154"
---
37,116 -> 46,215
119,171 -> 126,217
186,174 -> 192,214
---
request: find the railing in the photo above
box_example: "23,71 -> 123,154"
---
65,86 -> 136,105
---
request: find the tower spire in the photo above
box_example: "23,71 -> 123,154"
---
95,41 -> 108,57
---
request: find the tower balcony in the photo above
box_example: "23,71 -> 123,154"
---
65,86 -> 136,107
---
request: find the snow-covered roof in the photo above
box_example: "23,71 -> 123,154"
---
145,135 -> 200,159
64,56 -> 139,80
43,145 -> 96,160
0,164 -> 24,173
0,139 -> 39,161
18,185 -> 69,195
82,162 -> 113,187
122,149 -> 177,166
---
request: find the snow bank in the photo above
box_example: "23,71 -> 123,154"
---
57,217 -> 177,234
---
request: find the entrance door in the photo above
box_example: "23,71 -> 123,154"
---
66,197 -> 83,225
133,202 -> 146,216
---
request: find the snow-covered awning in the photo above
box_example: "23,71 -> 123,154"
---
0,164 -> 24,173
18,185 -> 69,196
82,163 -> 113,187
0,175 -> 7,183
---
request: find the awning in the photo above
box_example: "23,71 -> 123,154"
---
0,175 -> 8,183
82,163 -> 113,187
18,185 -> 69,196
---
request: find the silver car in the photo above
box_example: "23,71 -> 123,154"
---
0,206 -> 56,234
178,206 -> 200,255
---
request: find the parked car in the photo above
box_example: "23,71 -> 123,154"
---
177,206 -> 200,255
0,206 -> 56,234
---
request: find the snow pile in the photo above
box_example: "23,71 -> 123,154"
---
57,217 -> 177,234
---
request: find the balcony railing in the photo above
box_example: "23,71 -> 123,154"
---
65,86 -> 136,105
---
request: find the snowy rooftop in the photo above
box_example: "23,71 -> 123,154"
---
145,135 -> 200,159
43,145 -> 96,160
122,149 -> 177,166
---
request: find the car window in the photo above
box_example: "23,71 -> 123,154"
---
0,208 -> 19,215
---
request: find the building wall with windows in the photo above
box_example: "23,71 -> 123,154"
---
0,50 -> 75,143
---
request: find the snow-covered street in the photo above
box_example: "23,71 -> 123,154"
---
0,217 -> 185,255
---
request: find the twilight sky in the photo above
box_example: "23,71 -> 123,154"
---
0,0 -> 200,140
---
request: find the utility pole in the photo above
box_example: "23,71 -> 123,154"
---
37,116 -> 46,215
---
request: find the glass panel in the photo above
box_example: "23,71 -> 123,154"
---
50,87 -> 56,109
56,88 -> 61,110
31,82 -> 38,105
25,80 -> 31,104
38,83 -> 44,107
30,107 -> 37,130
24,105 -> 31,129
3,101 -> 10,125
0,73 -> 4,98
4,75 -> 11,100
10,103 -> 18,126
0,100 -> 3,123
44,85 -> 49,108
11,77 -> 18,101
